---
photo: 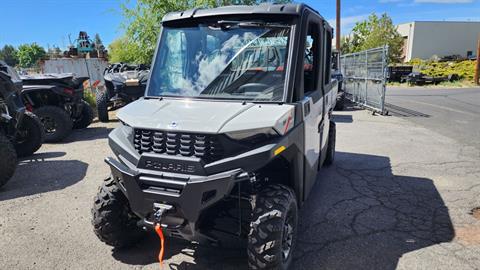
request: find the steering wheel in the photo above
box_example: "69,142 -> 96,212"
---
236,83 -> 270,94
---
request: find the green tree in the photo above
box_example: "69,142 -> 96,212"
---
17,43 -> 46,68
116,0 -> 291,64
108,37 -> 141,63
94,33 -> 103,46
0,45 -> 19,66
341,13 -> 404,63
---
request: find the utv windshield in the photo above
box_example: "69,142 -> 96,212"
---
147,22 -> 290,102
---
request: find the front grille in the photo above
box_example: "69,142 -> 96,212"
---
134,129 -> 223,163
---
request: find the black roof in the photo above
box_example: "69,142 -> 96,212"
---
162,3 -> 324,23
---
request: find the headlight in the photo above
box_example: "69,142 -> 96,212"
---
226,127 -> 279,141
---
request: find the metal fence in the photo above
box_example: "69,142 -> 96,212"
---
41,58 -> 109,87
341,46 -> 389,114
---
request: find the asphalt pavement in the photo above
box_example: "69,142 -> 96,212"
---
0,105 -> 479,269
385,87 -> 480,150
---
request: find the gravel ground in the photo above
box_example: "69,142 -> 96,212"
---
0,108 -> 479,270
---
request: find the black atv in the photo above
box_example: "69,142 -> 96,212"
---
96,63 -> 150,122
20,73 -> 94,142
0,61 -> 44,188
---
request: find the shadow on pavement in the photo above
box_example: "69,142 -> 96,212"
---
294,152 -> 454,269
333,114 -> 353,123
111,151 -> 454,270
62,127 -> 114,143
338,99 -> 365,112
385,102 -> 431,118
0,152 -> 88,201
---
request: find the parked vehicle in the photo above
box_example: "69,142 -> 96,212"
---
388,65 -> 413,83
406,72 -> 459,86
0,61 -> 44,188
20,73 -> 93,142
332,50 -> 345,110
96,63 -> 150,122
91,4 -> 337,269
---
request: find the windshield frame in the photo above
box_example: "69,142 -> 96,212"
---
144,19 -> 295,104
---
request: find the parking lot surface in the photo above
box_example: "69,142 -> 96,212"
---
1,107 -> 479,269
386,87 -> 480,150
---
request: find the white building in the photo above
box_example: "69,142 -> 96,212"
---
397,21 -> 480,62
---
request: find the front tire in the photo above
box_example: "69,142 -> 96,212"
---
324,121 -> 336,166
14,111 -> 45,157
248,184 -> 298,270
73,100 -> 94,129
0,133 -> 17,188
34,106 -> 73,143
96,90 -> 109,122
91,176 -> 144,248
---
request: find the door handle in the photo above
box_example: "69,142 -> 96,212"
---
318,120 -> 324,133
304,102 -> 311,116
302,97 -> 312,117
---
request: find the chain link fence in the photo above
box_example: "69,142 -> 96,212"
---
341,46 -> 389,114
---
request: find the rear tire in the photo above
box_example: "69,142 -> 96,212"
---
91,176 -> 144,248
14,111 -> 45,157
73,100 -> 94,129
248,184 -> 298,270
96,90 -> 109,122
34,106 -> 73,143
0,133 -> 17,188
324,121 -> 336,166
335,92 -> 345,111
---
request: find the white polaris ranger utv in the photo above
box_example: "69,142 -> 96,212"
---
92,3 -> 338,269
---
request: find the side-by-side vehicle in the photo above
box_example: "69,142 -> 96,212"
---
91,4 -> 338,269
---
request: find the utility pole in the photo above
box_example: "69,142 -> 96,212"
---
336,0 -> 341,53
475,34 -> 480,85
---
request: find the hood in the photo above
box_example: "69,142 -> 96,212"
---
117,98 -> 294,134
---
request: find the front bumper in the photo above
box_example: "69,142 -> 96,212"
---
106,156 -> 250,241
107,156 -> 246,222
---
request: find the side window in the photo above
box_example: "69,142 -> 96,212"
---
303,22 -> 320,95
324,29 -> 332,85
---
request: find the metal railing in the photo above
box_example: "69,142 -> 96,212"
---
340,46 -> 389,114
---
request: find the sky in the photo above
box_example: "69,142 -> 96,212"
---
0,0 -> 479,50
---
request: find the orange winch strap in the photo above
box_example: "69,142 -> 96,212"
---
155,224 -> 165,269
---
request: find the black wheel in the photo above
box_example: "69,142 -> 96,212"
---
96,90 -> 109,122
73,100 -> 94,129
335,93 -> 345,111
0,133 -> 17,188
34,106 -> 73,143
248,184 -> 298,270
324,121 -> 336,166
91,176 -> 144,248
14,111 -> 45,157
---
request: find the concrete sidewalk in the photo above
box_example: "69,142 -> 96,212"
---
0,108 -> 479,269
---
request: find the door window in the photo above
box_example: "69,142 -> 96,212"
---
324,30 -> 332,85
303,23 -> 320,95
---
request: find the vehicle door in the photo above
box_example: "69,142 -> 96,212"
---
301,17 -> 325,199
319,26 -> 335,165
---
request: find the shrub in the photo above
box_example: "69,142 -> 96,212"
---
83,89 -> 96,108
409,58 -> 476,82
